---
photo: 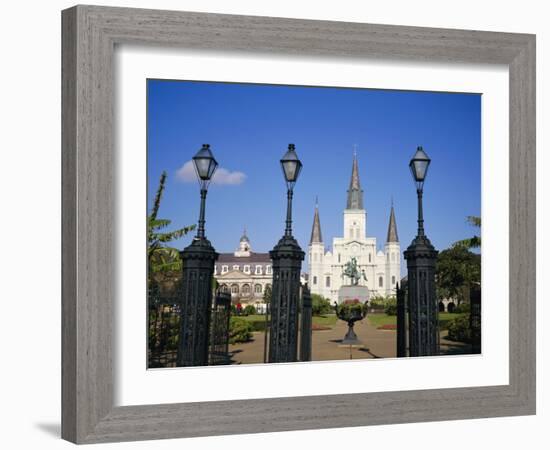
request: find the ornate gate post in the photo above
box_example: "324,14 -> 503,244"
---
269,144 -> 304,363
269,235 -> 304,362
177,239 -> 218,366
176,144 -> 219,367
396,282 -> 407,357
405,146 -> 439,357
404,236 -> 439,356
299,284 -> 312,362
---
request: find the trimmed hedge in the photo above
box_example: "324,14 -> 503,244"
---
229,317 -> 254,344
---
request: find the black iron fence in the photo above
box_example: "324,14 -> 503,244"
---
470,286 -> 481,354
148,286 -> 232,368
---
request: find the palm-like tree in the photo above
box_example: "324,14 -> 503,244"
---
148,171 -> 196,275
453,216 -> 481,250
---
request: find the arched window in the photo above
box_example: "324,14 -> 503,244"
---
242,284 -> 250,294
231,284 -> 239,294
220,284 -> 228,293
378,276 -> 383,288
338,254 -> 341,263
392,276 -> 396,285
254,284 -> 262,294
368,254 -> 371,263
326,276 -> 331,287
313,276 -> 317,285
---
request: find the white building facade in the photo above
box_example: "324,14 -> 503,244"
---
214,230 -> 273,306
308,153 -> 401,302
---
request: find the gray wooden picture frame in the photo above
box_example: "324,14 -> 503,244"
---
61,5 -> 536,444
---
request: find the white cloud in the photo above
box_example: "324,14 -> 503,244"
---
175,160 -> 246,186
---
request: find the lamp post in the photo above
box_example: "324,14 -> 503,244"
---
404,146 -> 439,357
268,144 -> 305,363
177,144 -> 219,367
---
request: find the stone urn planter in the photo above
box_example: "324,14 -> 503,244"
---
335,299 -> 368,345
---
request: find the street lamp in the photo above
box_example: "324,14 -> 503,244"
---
280,144 -> 302,237
268,144 -> 305,363
409,146 -> 431,236
177,144 -> 219,367
404,146 -> 439,357
192,144 -> 218,239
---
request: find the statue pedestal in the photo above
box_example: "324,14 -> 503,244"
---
338,285 -> 370,305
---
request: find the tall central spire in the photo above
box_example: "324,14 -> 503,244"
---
346,150 -> 364,210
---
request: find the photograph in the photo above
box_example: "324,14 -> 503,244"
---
146,79 -> 482,368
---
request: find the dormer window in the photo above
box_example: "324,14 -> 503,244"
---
266,265 -> 272,275
255,265 -> 262,275
222,265 -> 228,274
233,265 -> 240,271
244,265 -> 250,274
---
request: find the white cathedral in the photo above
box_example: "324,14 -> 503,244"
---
308,152 -> 401,302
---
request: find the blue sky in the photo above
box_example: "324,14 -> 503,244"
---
147,80 -> 481,275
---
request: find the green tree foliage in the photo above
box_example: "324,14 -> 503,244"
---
368,295 -> 394,311
243,304 -> 257,316
453,216 -> 481,250
148,171 -> 196,277
311,294 -> 332,316
436,246 -> 481,304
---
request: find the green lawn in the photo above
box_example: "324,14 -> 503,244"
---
367,312 -> 465,330
312,314 -> 338,327
237,313 -> 338,331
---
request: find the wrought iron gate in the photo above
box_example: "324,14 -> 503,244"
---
209,291 -> 232,365
299,284 -> 312,362
396,282 -> 407,357
148,283 -> 231,368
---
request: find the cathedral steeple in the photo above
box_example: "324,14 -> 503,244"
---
386,201 -> 399,243
346,149 -> 364,210
310,197 -> 323,244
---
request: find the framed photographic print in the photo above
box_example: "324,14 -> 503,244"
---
62,5 -> 535,444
